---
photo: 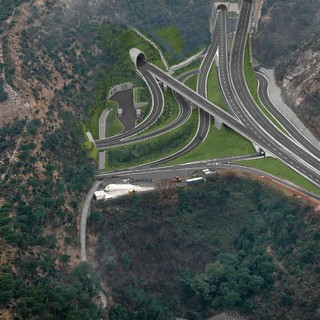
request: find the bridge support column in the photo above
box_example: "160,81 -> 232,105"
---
98,151 -> 106,170
252,143 -> 274,158
215,51 -> 219,66
215,118 -> 223,129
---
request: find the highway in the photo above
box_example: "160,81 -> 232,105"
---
217,5 -> 242,120
118,8 -> 228,166
135,35 -> 320,187
97,70 -> 194,148
96,0 -> 320,188
256,71 -> 320,158
143,62 -> 253,136
96,15 -> 221,152
95,160 -> 320,203
228,0 -> 320,185
195,4 -> 222,141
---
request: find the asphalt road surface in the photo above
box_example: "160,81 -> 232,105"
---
110,88 -> 136,131
256,71 -> 320,158
95,160 -> 320,203
228,0 -> 320,186
96,70 -> 195,148
95,67 -> 164,148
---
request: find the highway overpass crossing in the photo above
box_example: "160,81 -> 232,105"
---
129,49 -> 320,188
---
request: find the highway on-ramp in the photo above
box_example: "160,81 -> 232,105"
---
96,0 -> 320,188
95,66 -> 164,148
96,70 -> 195,148
227,0 -> 320,186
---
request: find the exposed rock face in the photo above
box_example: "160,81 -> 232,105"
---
252,0 -> 320,141
252,0 -> 320,67
275,35 -> 320,139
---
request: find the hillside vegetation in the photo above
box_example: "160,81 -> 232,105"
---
0,0 -> 319,319
88,175 -> 320,320
252,0 -> 320,140
0,0 -> 215,317
252,0 -> 320,67
56,0 -> 212,62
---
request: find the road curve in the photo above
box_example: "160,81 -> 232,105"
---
256,71 -> 320,158
95,67 -> 164,148
95,70 -> 198,149
95,160 -> 320,203
140,60 -> 320,187
228,0 -> 320,187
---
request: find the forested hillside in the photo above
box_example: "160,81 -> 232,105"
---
55,0 -> 212,61
0,0 -> 213,318
0,0 -> 319,319
88,174 -> 320,319
252,0 -> 320,67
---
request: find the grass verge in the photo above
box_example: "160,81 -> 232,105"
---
155,26 -> 184,55
166,120 -> 256,165
138,89 -> 180,135
244,39 -> 288,135
88,100 -> 121,139
166,74 -> 254,165
83,135 -> 98,161
237,157 -> 320,196
172,59 -> 202,77
207,64 -> 229,112
106,105 -> 124,137
185,74 -> 197,90
104,111 -> 198,170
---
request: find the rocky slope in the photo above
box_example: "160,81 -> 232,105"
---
252,0 -> 320,67
252,0 -> 320,140
274,34 -> 320,139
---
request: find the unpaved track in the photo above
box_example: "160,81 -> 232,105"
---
80,180 -> 102,261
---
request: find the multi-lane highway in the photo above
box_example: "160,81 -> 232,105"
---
256,71 -> 320,158
133,2 -> 320,188
95,67 -> 164,148
96,70 -> 194,148
133,0 -> 319,188
96,0 -> 320,190
126,8 -> 235,167
227,0 -> 320,185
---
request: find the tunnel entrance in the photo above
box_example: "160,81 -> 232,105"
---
217,4 -> 227,10
136,53 -> 147,67
130,48 -> 148,68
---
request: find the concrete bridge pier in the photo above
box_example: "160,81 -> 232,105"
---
253,143 -> 273,158
215,51 -> 219,66
215,118 -> 223,129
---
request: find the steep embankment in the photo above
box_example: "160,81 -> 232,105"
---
252,0 -> 320,67
252,0 -> 320,140
274,35 -> 320,139
57,0 -> 212,61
